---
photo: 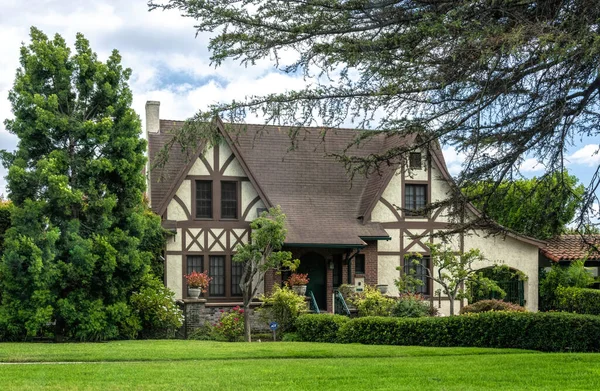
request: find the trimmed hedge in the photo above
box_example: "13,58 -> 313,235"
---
295,314 -> 349,343
296,312 -> 600,352
555,286 -> 600,315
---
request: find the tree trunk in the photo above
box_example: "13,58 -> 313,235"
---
448,295 -> 455,316
243,301 -> 252,342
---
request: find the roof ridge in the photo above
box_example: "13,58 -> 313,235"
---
159,118 -> 388,134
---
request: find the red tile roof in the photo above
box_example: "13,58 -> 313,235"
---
541,235 -> 600,262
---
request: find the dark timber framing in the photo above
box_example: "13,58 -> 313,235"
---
150,116 -> 545,311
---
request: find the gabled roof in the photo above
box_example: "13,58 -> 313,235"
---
217,122 -> 390,246
147,118 -> 544,248
148,120 -> 393,246
541,235 -> 600,262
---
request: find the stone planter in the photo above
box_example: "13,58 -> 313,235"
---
187,287 -> 202,299
376,284 -> 388,294
292,285 -> 307,296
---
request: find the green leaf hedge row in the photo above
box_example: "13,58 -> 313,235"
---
555,287 -> 600,316
295,312 -> 600,352
295,314 -> 349,343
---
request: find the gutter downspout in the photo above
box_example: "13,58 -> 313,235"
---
344,248 -> 362,285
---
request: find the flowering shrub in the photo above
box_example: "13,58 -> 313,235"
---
184,270 -> 212,289
214,306 -> 245,341
460,299 -> 527,314
258,285 -> 307,334
287,273 -> 309,286
349,285 -> 395,317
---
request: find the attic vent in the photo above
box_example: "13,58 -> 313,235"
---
256,207 -> 268,217
409,152 -> 422,169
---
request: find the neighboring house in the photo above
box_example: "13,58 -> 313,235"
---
145,101 -> 543,314
540,235 -> 600,287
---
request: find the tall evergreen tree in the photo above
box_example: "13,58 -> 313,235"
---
0,28 -> 164,341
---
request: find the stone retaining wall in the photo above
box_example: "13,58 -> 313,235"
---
180,299 -> 268,338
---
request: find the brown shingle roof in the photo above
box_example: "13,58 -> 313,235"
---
227,123 -> 392,245
541,235 -> 600,262
148,120 -> 396,245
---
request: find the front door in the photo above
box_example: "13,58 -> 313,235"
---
298,252 -> 327,310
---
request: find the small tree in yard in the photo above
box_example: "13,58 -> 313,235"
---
398,243 -> 501,316
233,206 -> 298,342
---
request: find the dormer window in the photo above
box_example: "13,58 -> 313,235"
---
409,152 -> 422,169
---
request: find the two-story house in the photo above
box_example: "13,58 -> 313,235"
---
145,101 -> 542,316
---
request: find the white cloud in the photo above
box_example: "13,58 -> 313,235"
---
0,0 -> 311,195
568,144 -> 600,167
519,158 -> 544,173
441,146 -> 466,176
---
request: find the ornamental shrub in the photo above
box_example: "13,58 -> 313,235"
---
295,314 -> 349,343
333,312 -> 600,352
130,276 -> 184,339
214,306 -> 245,342
539,260 -> 594,310
286,273 -> 309,286
351,285 -> 395,317
460,299 -> 527,314
555,286 -> 600,315
391,293 -> 432,318
257,285 -> 307,334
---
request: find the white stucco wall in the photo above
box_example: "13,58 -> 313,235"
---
175,180 -> 192,212
241,180 -> 266,221
434,299 -> 466,317
166,254 -> 183,300
381,173 -> 402,209
189,157 -> 211,176
464,231 -> 539,312
167,228 -> 182,252
379,229 -> 401,252
430,161 -> 450,203
378,255 -> 401,296
371,200 -> 397,222
224,158 -> 245,177
166,199 -> 188,221
219,141 -> 232,171
431,233 -> 461,252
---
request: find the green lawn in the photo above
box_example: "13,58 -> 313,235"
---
0,341 -> 598,390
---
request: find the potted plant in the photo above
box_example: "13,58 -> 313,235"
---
377,284 -> 389,294
185,270 -> 212,298
287,273 -> 309,295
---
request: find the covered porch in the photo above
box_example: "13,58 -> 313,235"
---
265,241 -> 380,313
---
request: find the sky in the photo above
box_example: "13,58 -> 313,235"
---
0,0 -> 599,198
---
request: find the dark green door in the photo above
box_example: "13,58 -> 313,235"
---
298,253 -> 327,310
